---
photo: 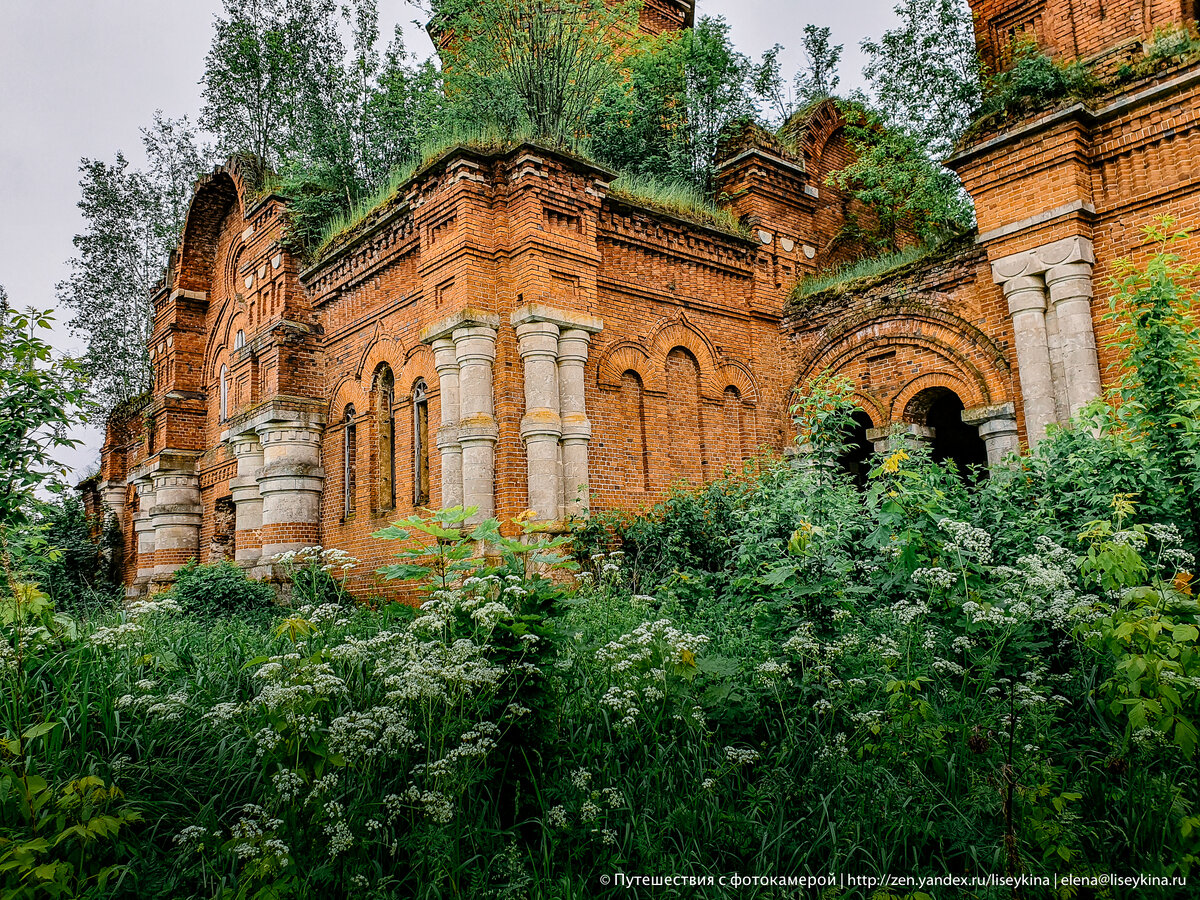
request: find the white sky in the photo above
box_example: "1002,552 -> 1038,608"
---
0,0 -> 900,478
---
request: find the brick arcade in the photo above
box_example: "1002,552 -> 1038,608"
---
91,1 -> 1200,597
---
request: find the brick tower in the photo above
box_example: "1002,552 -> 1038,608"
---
948,0 -> 1200,444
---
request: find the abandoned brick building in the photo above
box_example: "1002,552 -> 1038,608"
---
92,0 -> 1200,595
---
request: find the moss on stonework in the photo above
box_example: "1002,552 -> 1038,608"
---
791,244 -> 938,305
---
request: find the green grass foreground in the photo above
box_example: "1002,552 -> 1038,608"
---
3,431 -> 1200,899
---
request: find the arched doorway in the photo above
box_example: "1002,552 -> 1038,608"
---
907,388 -> 988,478
837,409 -> 875,489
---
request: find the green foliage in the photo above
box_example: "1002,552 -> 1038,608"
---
168,561 -> 276,619
827,102 -> 974,250
56,117 -> 211,413
589,15 -> 760,196
0,772 -> 141,900
0,304 -> 85,566
860,0 -> 981,160
794,242 -> 932,299
607,172 -> 746,236
755,25 -> 843,124
1105,219 -> 1200,544
15,498 -> 119,618
977,39 -> 1101,122
204,0 -> 447,260
437,0 -> 634,144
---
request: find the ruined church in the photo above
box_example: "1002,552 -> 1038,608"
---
92,0 -> 1200,596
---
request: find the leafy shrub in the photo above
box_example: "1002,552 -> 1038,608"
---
18,497 -> 120,618
979,41 -> 1100,121
167,560 -> 275,619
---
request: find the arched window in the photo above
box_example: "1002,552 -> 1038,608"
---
219,365 -> 229,422
666,347 -> 706,484
343,404 -> 357,518
412,380 -> 430,506
619,371 -> 650,492
376,366 -> 396,510
234,329 -> 245,349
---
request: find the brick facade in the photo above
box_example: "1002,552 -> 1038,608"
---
95,2 -> 1200,598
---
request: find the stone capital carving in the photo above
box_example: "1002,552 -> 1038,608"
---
420,308 -> 501,344
991,235 -> 1095,283
510,302 -> 603,334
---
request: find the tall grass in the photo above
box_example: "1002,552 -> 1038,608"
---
793,242 -> 932,300
310,131 -> 747,262
609,172 -> 747,237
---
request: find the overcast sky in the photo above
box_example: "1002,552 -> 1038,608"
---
0,0 -> 900,477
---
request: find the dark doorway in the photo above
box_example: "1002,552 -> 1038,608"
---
925,391 -> 988,478
837,410 -> 875,489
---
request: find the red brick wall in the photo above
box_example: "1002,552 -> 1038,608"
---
951,61 -> 1200,441
783,240 -> 1017,435
971,0 -> 1195,73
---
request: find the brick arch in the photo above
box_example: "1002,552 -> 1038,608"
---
718,361 -> 759,404
356,334 -> 403,384
597,341 -> 659,393
327,375 -> 367,423
789,98 -> 846,173
893,373 -> 982,423
850,391 -> 886,428
794,303 -> 1010,381
175,161 -> 256,295
646,315 -> 720,388
398,343 -> 436,395
793,307 -> 1011,418
204,307 -> 249,382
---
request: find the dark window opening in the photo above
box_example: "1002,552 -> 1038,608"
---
837,409 -> 876,490
376,367 -> 396,510
413,380 -> 430,507
343,404 -> 357,519
925,391 -> 988,480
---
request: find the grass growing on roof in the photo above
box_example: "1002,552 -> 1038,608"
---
609,173 -> 748,237
310,124 -> 544,261
793,242 -> 932,300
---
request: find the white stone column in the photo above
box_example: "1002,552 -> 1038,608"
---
99,480 -> 127,526
431,337 -> 463,510
132,476 -> 156,581
255,421 -> 325,557
230,433 -> 264,564
558,328 -> 594,519
1045,257 -> 1102,417
150,471 -> 202,577
992,235 -> 1101,444
963,402 -> 1021,467
453,324 -> 499,524
1043,302 -> 1070,423
1001,275 -> 1057,445
516,321 -> 563,522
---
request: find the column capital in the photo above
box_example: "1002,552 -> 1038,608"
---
961,401 -> 1016,427
431,336 -> 459,372
420,308 -> 501,344
510,302 -> 603,334
516,320 -> 561,358
1045,260 -> 1095,302
992,235 -> 1094,283
1003,276 -> 1048,315
452,324 -> 499,367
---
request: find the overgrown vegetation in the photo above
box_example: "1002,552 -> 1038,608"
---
974,24 -> 1200,134
5,226 -> 1200,898
792,241 -> 935,301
